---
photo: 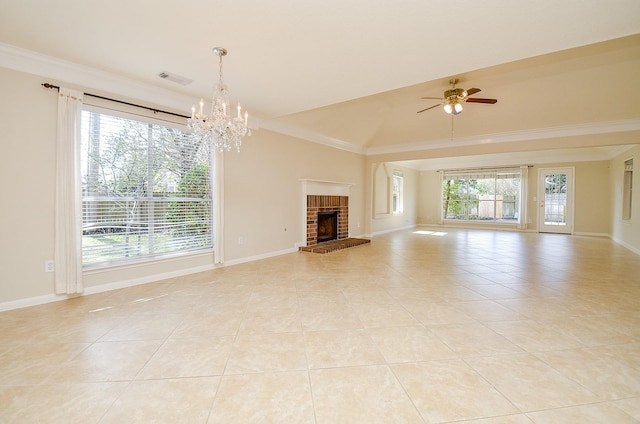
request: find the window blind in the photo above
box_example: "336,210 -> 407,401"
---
442,168 -> 521,180
80,107 -> 214,267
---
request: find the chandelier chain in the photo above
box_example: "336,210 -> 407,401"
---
217,53 -> 224,86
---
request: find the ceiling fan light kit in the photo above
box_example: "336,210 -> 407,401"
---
417,78 -> 497,115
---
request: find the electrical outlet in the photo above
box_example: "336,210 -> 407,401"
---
238,236 -> 245,245
45,260 -> 55,273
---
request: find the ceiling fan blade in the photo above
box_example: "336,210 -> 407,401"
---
466,87 -> 481,96
417,103 -> 443,113
421,96 -> 443,100
466,97 -> 497,104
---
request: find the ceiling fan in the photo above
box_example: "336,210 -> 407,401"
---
417,78 -> 497,115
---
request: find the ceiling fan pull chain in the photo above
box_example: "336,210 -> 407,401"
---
451,115 -> 454,142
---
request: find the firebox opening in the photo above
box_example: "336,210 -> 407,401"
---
317,211 -> 338,243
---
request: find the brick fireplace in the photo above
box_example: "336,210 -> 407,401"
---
299,180 -> 369,254
305,195 -> 348,246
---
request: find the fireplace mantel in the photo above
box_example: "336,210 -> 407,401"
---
300,179 -> 353,197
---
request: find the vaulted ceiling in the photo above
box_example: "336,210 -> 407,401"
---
1,1 -> 639,168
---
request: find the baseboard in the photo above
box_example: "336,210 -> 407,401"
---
372,224 -> 417,236
223,246 -> 300,267
611,236 -> 640,255
573,232 -> 610,238
0,263 -> 217,313
416,223 -> 535,233
0,293 -> 69,313
82,263 -> 218,296
1,244 -> 309,312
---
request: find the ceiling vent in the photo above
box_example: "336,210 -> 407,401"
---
158,71 -> 193,86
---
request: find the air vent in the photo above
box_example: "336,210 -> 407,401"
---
158,71 -> 193,86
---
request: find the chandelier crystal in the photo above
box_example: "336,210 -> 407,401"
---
187,47 -> 250,152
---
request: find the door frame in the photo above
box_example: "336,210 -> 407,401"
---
538,167 -> 575,234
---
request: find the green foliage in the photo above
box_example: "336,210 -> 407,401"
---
177,162 -> 210,198
442,175 -> 521,221
545,174 -> 567,194
167,162 -> 211,239
442,179 -> 479,218
82,111 -> 213,264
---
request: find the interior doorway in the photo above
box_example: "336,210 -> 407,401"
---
538,167 -> 574,234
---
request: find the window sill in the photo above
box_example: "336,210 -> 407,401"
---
442,220 -> 519,228
83,249 -> 214,273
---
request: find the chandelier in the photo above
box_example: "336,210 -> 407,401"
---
187,47 -> 250,152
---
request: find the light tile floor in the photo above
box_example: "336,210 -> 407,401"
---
1,229 -> 640,423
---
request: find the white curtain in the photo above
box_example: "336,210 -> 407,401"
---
518,165 -> 529,230
438,171 -> 444,225
54,88 -> 84,294
214,150 -> 224,265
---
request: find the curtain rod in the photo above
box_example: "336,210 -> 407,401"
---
41,83 -> 190,119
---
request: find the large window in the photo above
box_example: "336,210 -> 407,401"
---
81,107 -> 214,267
442,168 -> 521,223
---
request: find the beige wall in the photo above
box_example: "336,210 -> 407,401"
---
0,67 -> 220,307
223,129 -> 366,261
0,68 -> 58,303
611,145 -> 640,253
370,163 -> 418,234
527,161 -> 611,235
0,64 -> 637,309
416,160 -> 614,235
571,161 -> 610,235
0,66 -> 366,308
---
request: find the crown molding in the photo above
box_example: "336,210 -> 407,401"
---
366,119 -> 640,156
394,144 -> 636,171
0,42 -> 363,150
0,42 -> 194,114
254,118 -> 366,154
2,42 -> 638,158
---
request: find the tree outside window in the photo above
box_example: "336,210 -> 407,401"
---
81,109 -> 214,267
442,170 -> 521,223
